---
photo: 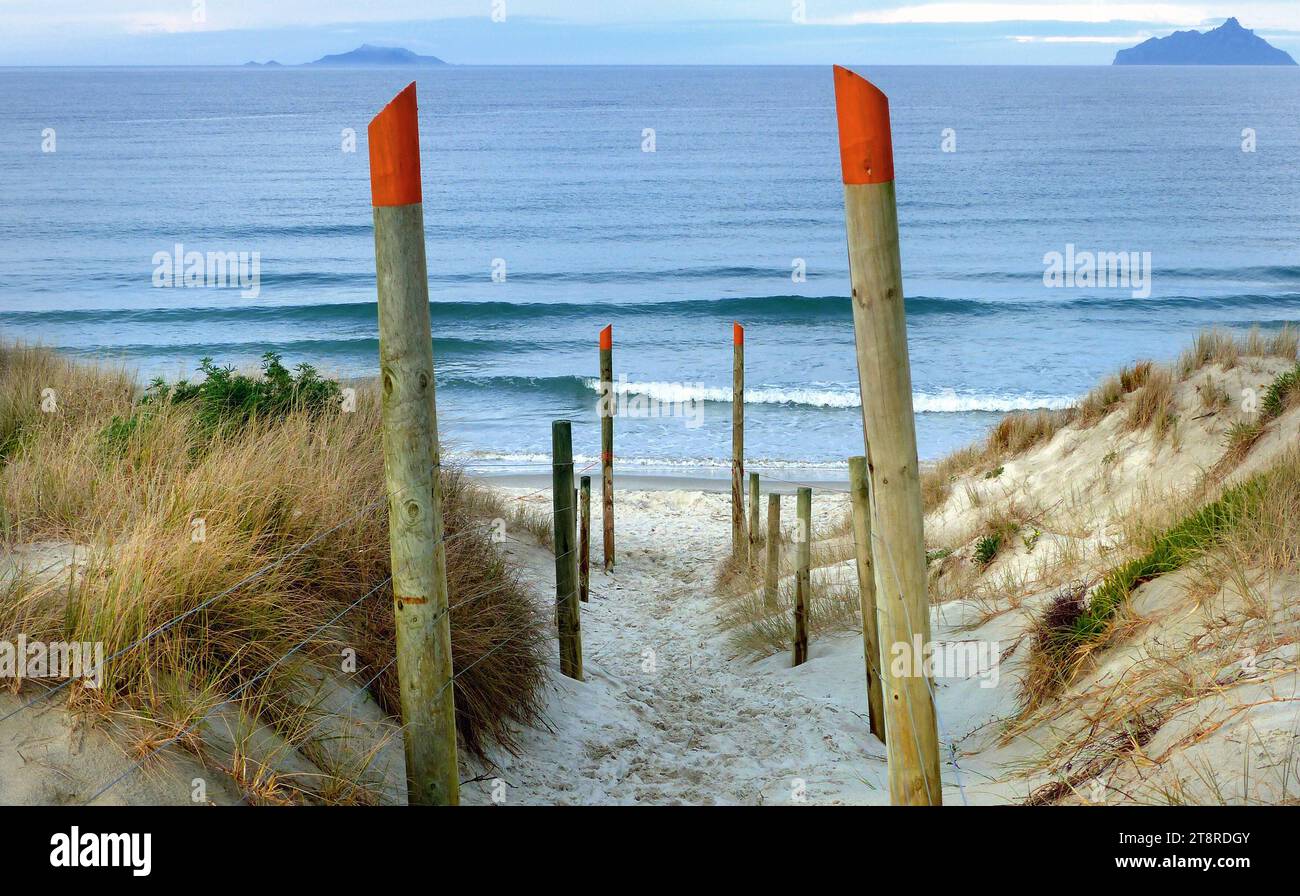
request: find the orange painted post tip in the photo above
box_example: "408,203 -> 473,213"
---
368,82 -> 422,207
599,325 -> 612,350
833,65 -> 894,186
733,322 -> 744,345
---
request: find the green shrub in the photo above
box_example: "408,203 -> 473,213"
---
146,353 -> 342,432
1073,475 -> 1266,642
1022,475 -> 1271,708
100,411 -> 147,456
974,534 -> 1002,567
101,353 -> 344,453
1261,363 -> 1300,421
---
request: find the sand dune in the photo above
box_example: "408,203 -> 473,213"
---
4,333 -> 1298,805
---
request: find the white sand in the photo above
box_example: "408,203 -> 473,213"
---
459,485 -> 1018,805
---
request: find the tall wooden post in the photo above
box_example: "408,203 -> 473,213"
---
579,476 -> 591,603
552,420 -> 583,680
792,486 -> 812,667
764,493 -> 781,610
835,65 -> 941,805
368,82 -> 458,806
599,325 -> 615,572
849,455 -> 886,743
748,472 -> 761,563
731,322 -> 745,558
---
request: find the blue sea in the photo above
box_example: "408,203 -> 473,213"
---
1,66 -> 1298,476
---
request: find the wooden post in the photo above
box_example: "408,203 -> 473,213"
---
792,486 -> 811,667
835,65 -> 941,805
849,455 -> 886,743
599,325 -> 615,572
731,322 -> 745,559
552,420 -> 583,680
579,476 -> 591,603
747,471 -> 760,563
764,493 -> 780,610
368,82 -> 458,806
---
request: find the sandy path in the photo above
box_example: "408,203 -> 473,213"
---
462,487 -> 897,806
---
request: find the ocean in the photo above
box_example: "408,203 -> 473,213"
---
1,65 -> 1298,477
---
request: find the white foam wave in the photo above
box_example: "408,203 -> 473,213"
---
582,378 -> 1076,413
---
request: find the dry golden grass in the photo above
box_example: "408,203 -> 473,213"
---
1122,365 -> 1176,438
1196,374 -> 1231,412
714,502 -> 863,655
0,343 -> 548,796
1076,360 -> 1151,427
1177,325 -> 1298,378
920,412 -> 1072,512
720,573 -> 862,657
714,500 -> 853,598
1210,450 -> 1300,574
0,342 -> 135,464
920,327 -> 1298,517
920,443 -> 982,511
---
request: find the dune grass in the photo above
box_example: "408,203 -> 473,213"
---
1122,365 -> 1177,438
1020,455 -> 1294,709
1215,359 -> 1300,472
921,410 -> 1073,511
721,572 -> 862,658
1177,326 -> 1298,378
920,326 -> 1299,515
0,343 -> 548,799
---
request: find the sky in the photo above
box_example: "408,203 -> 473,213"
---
2,1 -> 1299,65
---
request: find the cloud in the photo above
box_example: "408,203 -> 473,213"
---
1010,33 -> 1155,42
819,3 -> 1207,25
819,1 -> 1300,30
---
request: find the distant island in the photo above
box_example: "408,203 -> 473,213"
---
244,45 -> 447,68
1114,18 -> 1296,65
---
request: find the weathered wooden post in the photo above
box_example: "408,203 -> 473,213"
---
764,493 -> 781,610
748,471 -> 761,563
552,420 -> 583,680
835,65 -> 941,804
792,486 -> 811,666
599,325 -> 615,572
579,475 -> 591,603
848,455 -> 886,743
731,322 -> 745,558
368,82 -> 458,806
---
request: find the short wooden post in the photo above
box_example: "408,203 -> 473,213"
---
849,455 -> 886,743
552,420 -> 583,680
579,476 -> 591,603
368,82 -> 458,806
747,471 -> 760,563
731,322 -> 745,558
836,65 -> 941,805
599,325 -> 615,572
764,493 -> 780,610
792,486 -> 811,666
